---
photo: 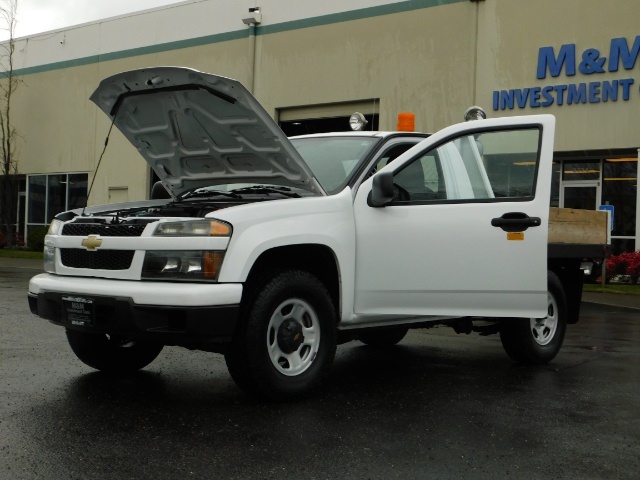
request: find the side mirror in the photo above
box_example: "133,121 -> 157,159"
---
368,171 -> 394,207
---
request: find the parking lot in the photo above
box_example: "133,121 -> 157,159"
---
1,262 -> 639,479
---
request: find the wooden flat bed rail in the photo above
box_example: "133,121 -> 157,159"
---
548,207 -> 609,259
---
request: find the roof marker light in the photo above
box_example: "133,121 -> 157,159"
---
397,112 -> 415,132
464,106 -> 487,121
349,112 -> 368,131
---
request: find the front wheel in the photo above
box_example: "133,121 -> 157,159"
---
66,330 -> 163,373
499,271 -> 567,365
225,270 -> 337,401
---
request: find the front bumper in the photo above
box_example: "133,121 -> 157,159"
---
28,274 -> 243,345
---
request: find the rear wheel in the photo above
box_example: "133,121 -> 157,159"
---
499,271 -> 567,364
358,327 -> 409,346
225,270 -> 337,401
66,330 -> 163,372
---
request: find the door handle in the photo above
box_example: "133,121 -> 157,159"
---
491,212 -> 541,232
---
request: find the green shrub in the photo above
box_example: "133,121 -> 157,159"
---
27,227 -> 49,252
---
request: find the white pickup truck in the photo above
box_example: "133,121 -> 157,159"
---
28,67 -> 609,400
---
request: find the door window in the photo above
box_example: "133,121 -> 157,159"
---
391,129 -> 541,202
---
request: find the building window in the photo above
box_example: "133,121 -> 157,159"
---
556,154 -> 638,255
603,158 -> 637,254
26,173 -> 88,238
550,161 -> 560,207
47,175 -> 67,223
68,174 -> 89,210
27,175 -> 46,225
562,160 -> 601,181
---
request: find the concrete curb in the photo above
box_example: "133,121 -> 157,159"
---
0,257 -> 44,271
581,292 -> 640,311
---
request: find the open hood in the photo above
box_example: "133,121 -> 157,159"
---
90,67 -> 325,197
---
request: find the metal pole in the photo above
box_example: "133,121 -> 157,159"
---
248,23 -> 257,94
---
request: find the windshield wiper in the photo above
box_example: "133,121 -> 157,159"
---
180,189 -> 242,201
230,186 -> 301,198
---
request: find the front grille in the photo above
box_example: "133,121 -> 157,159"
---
60,249 -> 135,270
62,224 -> 146,237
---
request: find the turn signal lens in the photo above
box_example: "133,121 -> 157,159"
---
43,246 -> 56,273
203,251 -> 224,278
209,222 -> 231,236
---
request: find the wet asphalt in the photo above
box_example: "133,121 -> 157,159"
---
1,263 -> 639,479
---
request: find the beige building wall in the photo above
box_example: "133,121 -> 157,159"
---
475,0 -> 640,151
13,38 -> 252,206
255,1 -> 475,133
6,0 -> 640,210
11,0 -> 482,206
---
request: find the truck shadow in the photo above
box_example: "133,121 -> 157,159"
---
12,335 -> 609,479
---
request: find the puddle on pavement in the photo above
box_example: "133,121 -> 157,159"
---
574,345 -> 615,352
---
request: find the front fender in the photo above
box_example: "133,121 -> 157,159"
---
215,188 -> 356,320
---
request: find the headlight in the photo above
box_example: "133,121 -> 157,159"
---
47,219 -> 64,236
142,250 -> 224,281
154,220 -> 232,237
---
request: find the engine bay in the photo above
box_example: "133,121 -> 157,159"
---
60,199 -> 246,227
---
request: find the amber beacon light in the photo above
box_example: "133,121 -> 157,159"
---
397,112 -> 415,132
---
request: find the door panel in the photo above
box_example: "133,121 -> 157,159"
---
352,115 -> 555,322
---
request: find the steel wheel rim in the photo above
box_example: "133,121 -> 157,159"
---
266,298 -> 320,376
530,292 -> 558,346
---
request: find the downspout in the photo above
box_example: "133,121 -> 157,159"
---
249,24 -> 256,93
470,0 -> 485,106
242,7 -> 262,94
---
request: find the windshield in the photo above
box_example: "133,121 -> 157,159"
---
290,137 -> 378,194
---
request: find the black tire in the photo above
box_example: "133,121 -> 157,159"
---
499,271 -> 567,365
66,330 -> 163,373
224,270 -> 337,401
358,327 -> 409,346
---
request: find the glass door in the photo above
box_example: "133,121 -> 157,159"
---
561,182 -> 600,210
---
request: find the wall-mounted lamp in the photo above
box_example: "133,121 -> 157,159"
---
242,7 -> 262,25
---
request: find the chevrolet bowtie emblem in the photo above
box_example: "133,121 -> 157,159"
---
81,235 -> 103,251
